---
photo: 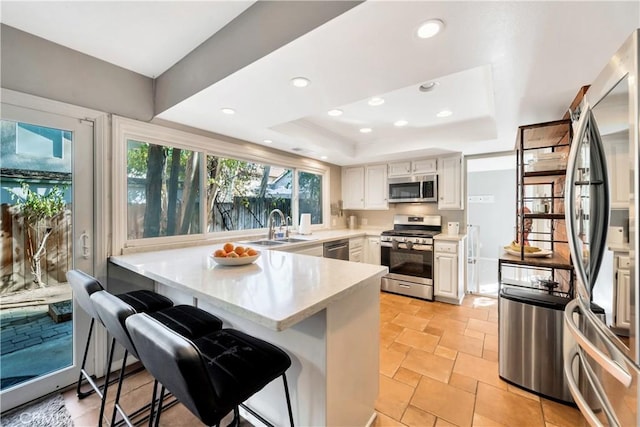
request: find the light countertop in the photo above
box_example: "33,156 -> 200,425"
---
434,233 -> 467,242
110,246 -> 387,331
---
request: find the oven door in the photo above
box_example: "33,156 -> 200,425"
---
381,242 -> 433,285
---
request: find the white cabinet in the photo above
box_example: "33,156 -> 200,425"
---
388,161 -> 412,177
388,159 -> 437,177
365,165 -> 388,210
365,237 -> 381,265
434,239 -> 465,304
342,167 -> 365,209
342,165 -> 388,210
349,237 -> 365,262
438,155 -> 464,210
604,137 -> 630,208
412,158 -> 437,175
615,254 -> 631,329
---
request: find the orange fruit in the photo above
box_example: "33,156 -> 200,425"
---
214,249 -> 227,258
247,248 -> 258,256
239,252 -> 249,258
223,242 -> 234,253
227,252 -> 239,258
234,246 -> 245,255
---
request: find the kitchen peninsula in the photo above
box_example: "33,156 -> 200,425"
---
110,246 -> 387,427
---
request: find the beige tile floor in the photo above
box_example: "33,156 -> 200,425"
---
374,292 -> 586,427
63,292 -> 586,426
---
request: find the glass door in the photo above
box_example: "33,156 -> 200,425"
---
0,103 -> 94,411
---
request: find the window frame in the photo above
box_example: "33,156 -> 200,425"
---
113,116 -> 330,253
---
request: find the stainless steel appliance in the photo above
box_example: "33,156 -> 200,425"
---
323,239 -> 349,260
499,288 -> 573,402
563,30 -> 639,426
388,175 -> 437,203
380,214 -> 441,300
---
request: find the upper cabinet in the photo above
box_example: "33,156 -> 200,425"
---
365,164 -> 389,209
342,164 -> 388,210
437,155 -> 464,210
342,167 -> 365,209
388,159 -> 437,177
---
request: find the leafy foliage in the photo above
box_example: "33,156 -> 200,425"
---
11,182 -> 66,223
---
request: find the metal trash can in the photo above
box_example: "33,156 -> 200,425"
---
498,287 -> 572,403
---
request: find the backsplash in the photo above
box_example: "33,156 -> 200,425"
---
344,204 -> 465,233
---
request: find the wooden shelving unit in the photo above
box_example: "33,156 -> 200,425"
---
500,118 -> 575,298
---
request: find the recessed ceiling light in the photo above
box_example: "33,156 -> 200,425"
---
327,109 -> 343,117
360,127 -> 372,133
320,155 -> 328,160
416,19 -> 444,39
394,120 -> 408,127
436,109 -> 453,118
368,97 -> 385,106
419,81 -> 439,92
221,108 -> 235,115
263,139 -> 273,144
290,77 -> 310,88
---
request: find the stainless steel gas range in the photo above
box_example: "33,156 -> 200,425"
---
380,214 -> 441,301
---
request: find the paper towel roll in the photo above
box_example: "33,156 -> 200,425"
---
299,213 -> 312,235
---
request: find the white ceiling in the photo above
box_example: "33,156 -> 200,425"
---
2,1 -> 639,166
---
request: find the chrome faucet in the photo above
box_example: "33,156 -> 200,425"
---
267,209 -> 287,240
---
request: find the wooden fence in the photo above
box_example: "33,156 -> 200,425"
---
1,203 -> 72,295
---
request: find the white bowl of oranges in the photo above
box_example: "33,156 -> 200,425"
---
211,243 -> 260,266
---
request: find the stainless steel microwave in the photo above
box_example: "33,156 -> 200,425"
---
388,175 -> 438,203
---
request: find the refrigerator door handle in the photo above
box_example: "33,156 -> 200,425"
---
564,299 -> 632,387
564,348 -> 619,427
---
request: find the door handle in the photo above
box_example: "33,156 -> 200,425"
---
80,231 -> 90,260
564,299 -> 632,387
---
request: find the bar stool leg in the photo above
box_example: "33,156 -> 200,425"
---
97,337 -> 116,426
282,374 -> 295,427
110,350 -> 129,427
76,318 -> 95,398
148,379 -> 159,427
154,385 -> 166,427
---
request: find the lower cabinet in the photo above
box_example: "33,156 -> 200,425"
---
614,253 -> 631,330
349,237 -> 365,262
434,239 -> 465,304
365,237 -> 381,265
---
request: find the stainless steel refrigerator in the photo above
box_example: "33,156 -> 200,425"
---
563,29 -> 639,426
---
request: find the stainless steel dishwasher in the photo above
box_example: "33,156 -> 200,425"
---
323,239 -> 349,260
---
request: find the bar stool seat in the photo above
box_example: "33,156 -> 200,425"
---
65,270 -> 173,400
126,313 -> 295,427
89,290 -> 224,426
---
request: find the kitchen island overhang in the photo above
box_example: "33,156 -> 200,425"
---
109,247 -> 387,427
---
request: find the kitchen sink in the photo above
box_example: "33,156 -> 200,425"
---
244,237 -> 312,246
244,240 -> 286,246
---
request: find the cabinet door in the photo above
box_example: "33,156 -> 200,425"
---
342,167 -> 365,209
604,138 -> 630,208
616,269 -> 631,329
412,158 -> 437,174
349,248 -> 363,263
388,161 -> 412,177
365,164 -> 388,209
293,244 -> 324,257
365,237 -> 381,264
435,253 -> 457,298
438,155 -> 463,210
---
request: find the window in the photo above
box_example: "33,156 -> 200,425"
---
127,139 -> 201,239
207,156 -> 292,232
114,117 -> 329,250
298,171 -> 323,224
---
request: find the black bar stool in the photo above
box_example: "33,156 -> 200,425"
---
126,312 -> 295,427
66,270 -> 173,401
90,290 -> 224,427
